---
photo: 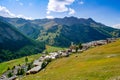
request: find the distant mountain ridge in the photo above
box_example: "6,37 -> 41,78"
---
0,16 -> 120,47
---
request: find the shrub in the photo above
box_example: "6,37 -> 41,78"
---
7,71 -> 13,78
17,68 -> 25,75
41,61 -> 47,69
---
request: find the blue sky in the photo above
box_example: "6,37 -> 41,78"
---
0,0 -> 120,27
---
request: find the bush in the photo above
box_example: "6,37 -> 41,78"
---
7,72 -> 13,78
25,57 -> 28,64
78,43 -> 83,49
41,61 -> 47,69
27,62 -> 33,71
7,67 -> 10,71
17,68 -> 25,75
75,46 -> 79,52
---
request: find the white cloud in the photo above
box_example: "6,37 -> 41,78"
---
79,1 -> 84,4
0,6 -> 16,17
112,24 -> 120,29
46,15 -> 54,19
17,15 -> 32,20
47,11 -> 50,14
47,0 -> 75,14
68,8 -> 75,15
0,6 -> 32,20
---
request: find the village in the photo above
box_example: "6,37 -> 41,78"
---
0,38 -> 117,80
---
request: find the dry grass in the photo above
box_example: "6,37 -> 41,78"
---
23,40 -> 120,80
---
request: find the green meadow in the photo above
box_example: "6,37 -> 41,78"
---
0,45 -> 66,76
44,45 -> 67,53
0,54 -> 41,75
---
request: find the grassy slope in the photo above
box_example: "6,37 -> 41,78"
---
44,45 -> 67,53
0,45 -> 65,76
23,40 -> 120,80
0,54 -> 41,75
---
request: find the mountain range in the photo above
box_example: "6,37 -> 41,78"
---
0,16 -> 119,47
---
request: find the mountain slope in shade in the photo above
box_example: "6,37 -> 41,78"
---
0,17 -> 43,39
0,20 -> 45,62
0,20 -> 31,51
0,16 -> 120,47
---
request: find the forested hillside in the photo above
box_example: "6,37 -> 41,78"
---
0,20 -> 45,62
